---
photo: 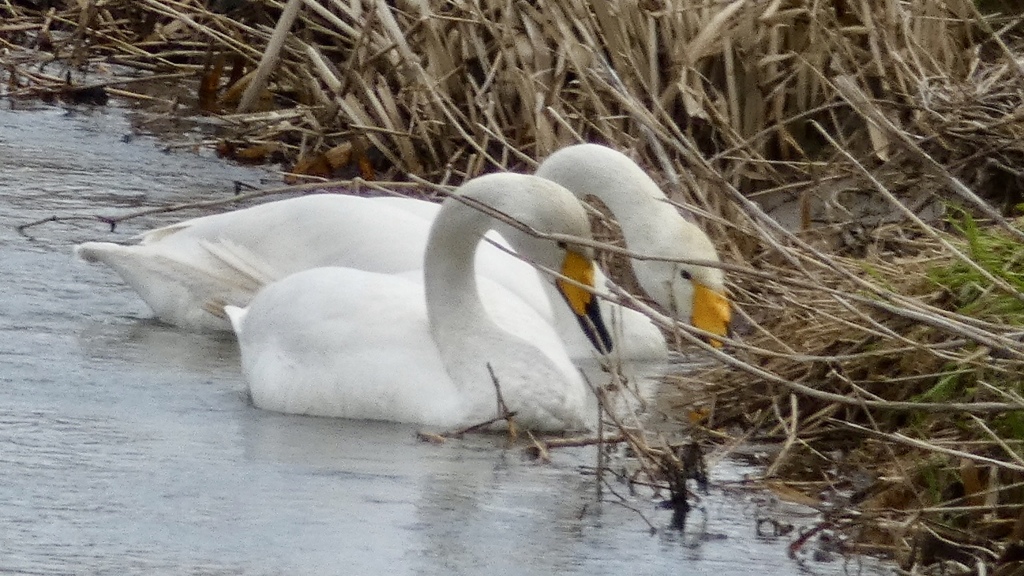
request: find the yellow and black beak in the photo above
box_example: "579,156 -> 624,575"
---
691,283 -> 731,348
556,250 -> 613,354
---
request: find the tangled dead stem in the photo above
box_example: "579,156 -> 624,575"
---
4,0 -> 1024,571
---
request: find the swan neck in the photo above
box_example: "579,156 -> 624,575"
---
537,146 -> 674,249
596,186 -> 678,248
424,198 -> 491,348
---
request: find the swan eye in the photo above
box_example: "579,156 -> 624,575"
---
680,270 -> 692,281
556,241 -> 567,250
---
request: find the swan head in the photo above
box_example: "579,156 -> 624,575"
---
486,176 -> 615,355
634,221 -> 731,347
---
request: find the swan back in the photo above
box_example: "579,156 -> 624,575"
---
75,194 -> 556,332
536,144 -> 731,343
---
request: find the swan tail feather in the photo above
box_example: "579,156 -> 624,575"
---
197,239 -> 281,290
203,297 -> 230,320
135,221 -> 192,244
74,240 -> 261,330
224,304 -> 247,334
74,241 -> 117,263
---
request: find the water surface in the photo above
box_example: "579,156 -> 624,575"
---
0,104 -> 891,575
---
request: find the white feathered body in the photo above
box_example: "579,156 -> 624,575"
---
227,267 -> 587,430
227,173 -> 601,431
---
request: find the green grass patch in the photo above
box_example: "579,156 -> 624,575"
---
927,209 -> 1024,324
913,369 -> 971,403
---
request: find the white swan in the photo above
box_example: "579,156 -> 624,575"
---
75,144 -> 730,356
225,173 -> 608,431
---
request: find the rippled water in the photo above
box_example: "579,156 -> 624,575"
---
0,104 -> 892,575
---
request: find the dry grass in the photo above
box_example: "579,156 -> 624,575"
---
5,0 -> 1024,572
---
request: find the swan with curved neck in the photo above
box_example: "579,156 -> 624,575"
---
225,173 -> 609,431
536,144 -> 730,346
